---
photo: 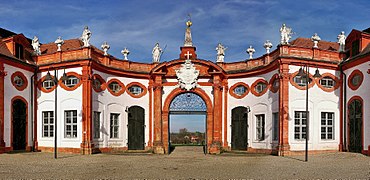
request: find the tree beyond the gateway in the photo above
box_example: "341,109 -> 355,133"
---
170,128 -> 205,146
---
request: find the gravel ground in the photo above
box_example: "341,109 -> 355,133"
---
1,146 -> 370,179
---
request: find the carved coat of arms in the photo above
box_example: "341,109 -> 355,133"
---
175,59 -> 199,91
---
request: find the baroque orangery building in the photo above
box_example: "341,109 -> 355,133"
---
0,21 -> 370,156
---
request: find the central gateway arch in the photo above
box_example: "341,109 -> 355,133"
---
151,47 -> 226,154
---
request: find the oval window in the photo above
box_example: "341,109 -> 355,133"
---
13,76 -> 24,87
108,82 -> 122,93
63,76 -> 80,88
293,75 -> 312,87
319,77 -> 335,88
128,85 -> 143,95
255,82 -> 267,93
234,85 -> 247,96
42,79 -> 55,90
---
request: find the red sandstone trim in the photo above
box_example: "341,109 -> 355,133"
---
11,71 -> 28,91
229,82 -> 249,99
348,69 -> 363,91
126,82 -> 148,98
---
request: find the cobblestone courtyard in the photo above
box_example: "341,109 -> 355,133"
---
1,146 -> 370,179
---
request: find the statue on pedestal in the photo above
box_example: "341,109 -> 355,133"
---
32,36 -> 41,55
280,24 -> 293,45
337,31 -> 346,52
81,26 -> 92,47
152,43 -> 162,63
216,43 -> 227,63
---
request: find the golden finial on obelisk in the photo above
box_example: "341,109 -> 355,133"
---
186,13 -> 192,27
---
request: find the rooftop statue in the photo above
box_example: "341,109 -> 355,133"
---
101,41 -> 110,56
216,43 -> 227,63
337,31 -> 346,52
311,33 -> 321,48
152,43 -> 162,63
31,36 -> 41,55
280,24 -> 293,45
81,26 -> 92,47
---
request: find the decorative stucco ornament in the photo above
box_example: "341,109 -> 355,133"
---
337,31 -> 346,52
31,36 -> 41,55
121,47 -> 130,60
246,45 -> 255,59
175,51 -> 199,91
311,33 -> 321,48
54,36 -> 64,52
263,40 -> 273,54
81,26 -> 92,47
101,41 -> 110,56
280,23 -> 293,45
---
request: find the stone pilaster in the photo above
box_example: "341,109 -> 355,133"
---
153,76 -> 164,154
80,64 -> 94,154
210,75 -> 223,154
278,63 -> 290,156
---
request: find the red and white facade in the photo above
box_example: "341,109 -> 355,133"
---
0,25 -> 369,155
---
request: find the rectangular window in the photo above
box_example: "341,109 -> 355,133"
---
42,80 -> 55,90
110,113 -> 119,139
256,114 -> 265,141
272,112 -> 279,141
65,110 -> 78,138
93,111 -> 101,139
294,111 -> 308,140
321,112 -> 334,140
42,111 -> 54,137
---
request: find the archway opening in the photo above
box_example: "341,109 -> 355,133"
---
169,92 -> 207,154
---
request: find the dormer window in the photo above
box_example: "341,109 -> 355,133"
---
15,43 -> 24,59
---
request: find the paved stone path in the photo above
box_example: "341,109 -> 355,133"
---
1,146 -> 370,179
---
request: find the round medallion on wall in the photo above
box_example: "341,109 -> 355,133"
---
348,69 -> 363,91
11,71 -> 28,91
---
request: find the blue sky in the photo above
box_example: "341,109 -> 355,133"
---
170,114 -> 206,133
1,0 -> 369,63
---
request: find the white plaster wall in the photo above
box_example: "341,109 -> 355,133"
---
91,69 -> 150,148
345,63 -> 370,151
37,67 -> 83,148
289,65 -> 340,151
3,64 -> 34,148
227,70 -> 279,150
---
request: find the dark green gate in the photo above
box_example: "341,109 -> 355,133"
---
12,99 -> 27,150
348,99 -> 362,153
231,107 -> 248,150
128,106 -> 145,150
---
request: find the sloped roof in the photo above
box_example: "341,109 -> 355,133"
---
0,28 -> 17,38
40,39 -> 83,54
290,37 -> 339,51
0,39 -> 13,57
